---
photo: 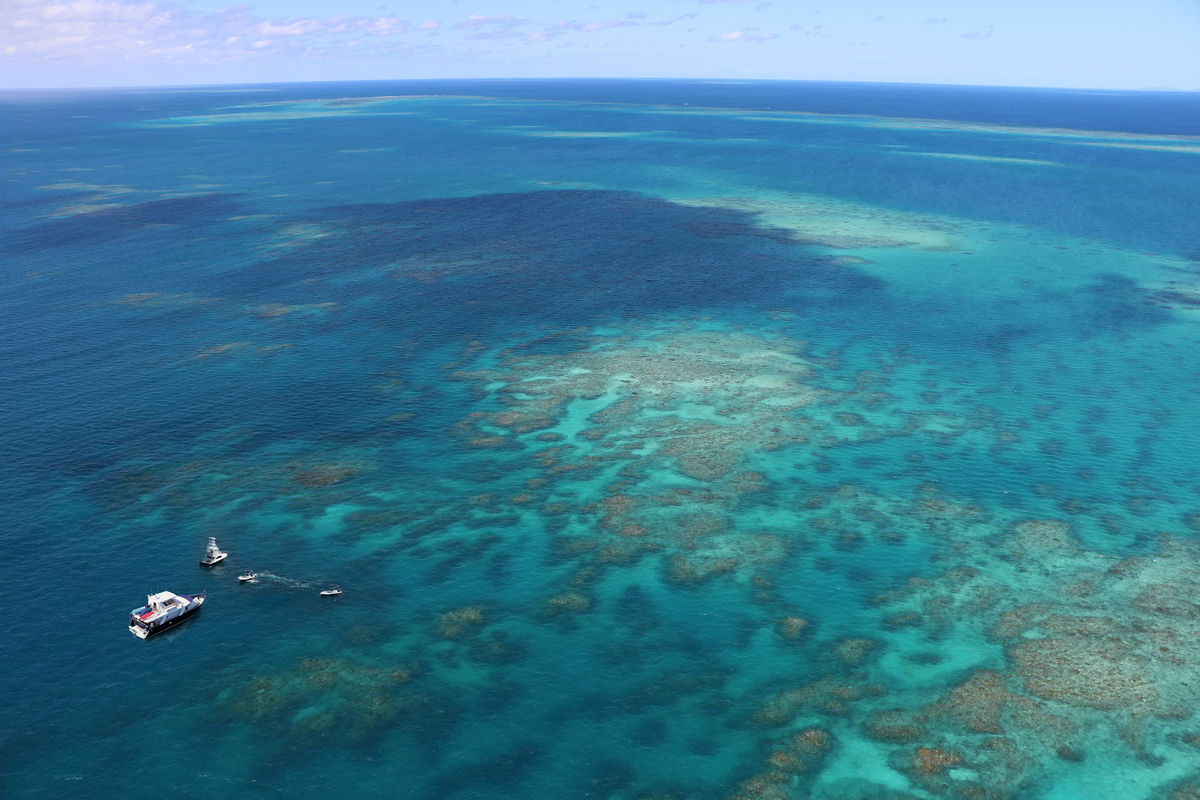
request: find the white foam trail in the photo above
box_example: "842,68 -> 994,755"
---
242,572 -> 316,589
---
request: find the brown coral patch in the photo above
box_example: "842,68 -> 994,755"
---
1010,638 -> 1158,711
676,450 -> 740,482
832,638 -> 876,666
883,612 -> 924,629
923,670 -> 1013,734
1132,586 -> 1200,619
791,726 -> 834,755
544,592 -> 591,615
289,462 -> 362,488
599,493 -> 637,526
728,770 -> 791,800
777,616 -> 810,642
492,410 -> 554,432
764,750 -> 803,772
224,656 -> 431,745
761,726 -> 836,779
752,678 -> 883,726
864,710 -> 927,743
668,554 -> 738,584
438,606 -> 485,639
673,511 -> 729,542
988,603 -> 1054,640
913,746 -> 964,774
1157,780 -> 1200,800
1006,519 -> 1081,557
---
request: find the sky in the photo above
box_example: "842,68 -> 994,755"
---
1,0 -> 1198,91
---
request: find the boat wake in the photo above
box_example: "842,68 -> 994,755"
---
239,572 -> 316,589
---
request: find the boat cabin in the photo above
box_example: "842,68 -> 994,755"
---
129,590 -> 204,638
133,592 -> 181,622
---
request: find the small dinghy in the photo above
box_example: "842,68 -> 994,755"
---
238,571 -> 256,582
129,591 -> 205,639
199,537 -> 227,567
320,584 -> 342,597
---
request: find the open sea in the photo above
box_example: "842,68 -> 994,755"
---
3,79 -> 1200,800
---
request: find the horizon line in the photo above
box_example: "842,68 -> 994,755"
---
2,76 -> 1198,95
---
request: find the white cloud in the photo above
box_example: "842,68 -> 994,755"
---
451,14 -> 526,30
551,19 -> 635,32
580,20 -> 630,31
709,30 -> 779,42
0,0 -> 433,63
451,13 -> 528,40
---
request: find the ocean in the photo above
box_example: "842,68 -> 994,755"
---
2,79 -> 1199,800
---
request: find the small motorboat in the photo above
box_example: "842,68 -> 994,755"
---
199,537 -> 227,566
129,591 -> 205,639
320,584 -> 342,597
238,571 -> 256,582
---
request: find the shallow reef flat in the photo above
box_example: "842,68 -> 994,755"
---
899,152 -> 1067,167
672,191 -> 962,251
682,106 -> 1200,150
736,492 -> 1200,800
443,322 -> 978,571
136,97 -> 424,127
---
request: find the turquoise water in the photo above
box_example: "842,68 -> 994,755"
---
2,80 -> 1200,800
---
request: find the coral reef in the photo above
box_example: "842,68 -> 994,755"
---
864,710 -> 927,743
674,192 -> 960,251
911,746 -> 963,775
1156,780 -> 1200,800
752,677 -> 886,726
832,638 -> 876,667
82,295 -> 1200,800
446,325 -> 976,614
221,656 -> 434,746
777,616 -> 810,642
716,487 -> 1200,800
438,606 -> 486,639
730,727 -> 837,800
544,592 -> 592,615
288,462 -> 365,488
841,519 -> 1200,796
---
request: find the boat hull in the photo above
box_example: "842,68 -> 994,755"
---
199,553 -> 227,566
129,598 -> 204,639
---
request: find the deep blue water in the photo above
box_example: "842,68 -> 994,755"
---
2,80 -> 1200,800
